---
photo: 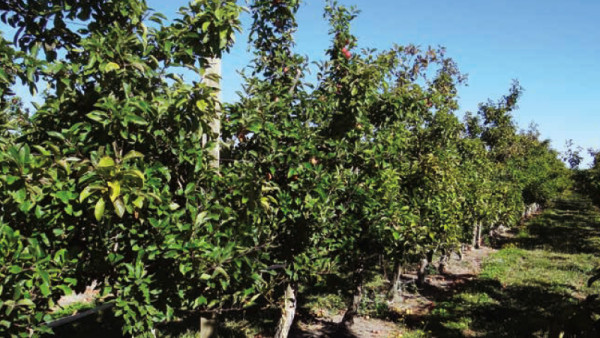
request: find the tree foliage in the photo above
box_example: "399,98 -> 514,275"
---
0,0 -> 569,336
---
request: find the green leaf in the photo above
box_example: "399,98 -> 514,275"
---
13,188 -> 26,203
46,131 -> 65,141
104,62 -> 120,72
123,169 -> 145,184
125,113 -> 148,125
17,299 -> 34,307
0,68 -> 9,83
108,181 -> 121,202
57,285 -> 73,296
247,121 -> 262,133
9,266 -> 22,274
123,151 -> 144,162
55,190 -> 75,204
86,110 -> 109,123
39,282 -> 51,297
113,198 -> 125,218
196,296 -> 207,306
195,211 -> 208,227
95,198 -> 106,221
196,100 -> 208,111
35,205 -> 45,219
287,167 -> 296,178
214,266 -> 229,280
5,175 -> 19,185
97,156 -> 115,168
133,196 -> 145,209
80,185 -> 103,202
32,145 -> 51,156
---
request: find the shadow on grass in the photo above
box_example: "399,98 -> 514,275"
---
401,197 -> 600,337
405,277 -> 600,337
289,319 -> 357,338
496,198 -> 600,255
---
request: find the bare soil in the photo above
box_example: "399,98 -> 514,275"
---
290,247 -> 495,338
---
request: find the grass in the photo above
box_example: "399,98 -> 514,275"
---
420,248 -> 600,337
481,248 -> 600,297
402,196 -> 600,337
303,291 -> 347,318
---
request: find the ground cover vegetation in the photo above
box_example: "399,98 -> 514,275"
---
0,0 -> 572,336
398,195 -> 600,337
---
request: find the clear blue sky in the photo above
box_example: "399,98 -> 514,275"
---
4,1 -> 599,165
148,0 -> 599,165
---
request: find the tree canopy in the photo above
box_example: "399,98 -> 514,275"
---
0,0 -> 569,336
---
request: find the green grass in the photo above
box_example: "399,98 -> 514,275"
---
422,247 -> 600,337
402,196 -> 600,337
302,291 -> 346,318
481,248 -> 600,298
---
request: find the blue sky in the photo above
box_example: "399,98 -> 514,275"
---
4,1 -> 599,165
148,0 -> 599,165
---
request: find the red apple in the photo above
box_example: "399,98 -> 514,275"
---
341,47 -> 351,59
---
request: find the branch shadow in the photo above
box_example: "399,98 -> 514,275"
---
289,319 -> 357,338
403,198 -> 600,337
496,199 -> 600,255
404,277 -> 600,337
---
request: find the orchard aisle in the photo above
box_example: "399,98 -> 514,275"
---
291,247 -> 496,337
292,196 -> 600,337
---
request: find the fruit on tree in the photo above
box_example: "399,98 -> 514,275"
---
341,47 -> 351,59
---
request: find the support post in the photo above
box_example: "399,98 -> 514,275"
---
274,284 -> 296,338
202,57 -> 221,169
199,57 -> 221,337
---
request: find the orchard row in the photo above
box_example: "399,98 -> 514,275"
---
0,0 -> 568,336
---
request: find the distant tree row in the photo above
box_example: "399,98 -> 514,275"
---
565,142 -> 600,206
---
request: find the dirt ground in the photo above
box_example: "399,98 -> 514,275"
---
290,247 -> 496,338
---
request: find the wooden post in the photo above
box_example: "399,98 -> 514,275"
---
200,316 -> 216,338
199,58 -> 221,338
202,57 -> 221,169
274,284 -> 296,338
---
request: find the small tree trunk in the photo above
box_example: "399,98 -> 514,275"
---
471,222 -> 479,248
426,250 -> 434,265
274,284 -> 296,338
416,257 -> 429,286
380,254 -> 388,281
476,222 -> 483,249
438,249 -> 448,274
342,265 -> 364,326
200,316 -> 216,338
390,263 -> 404,303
